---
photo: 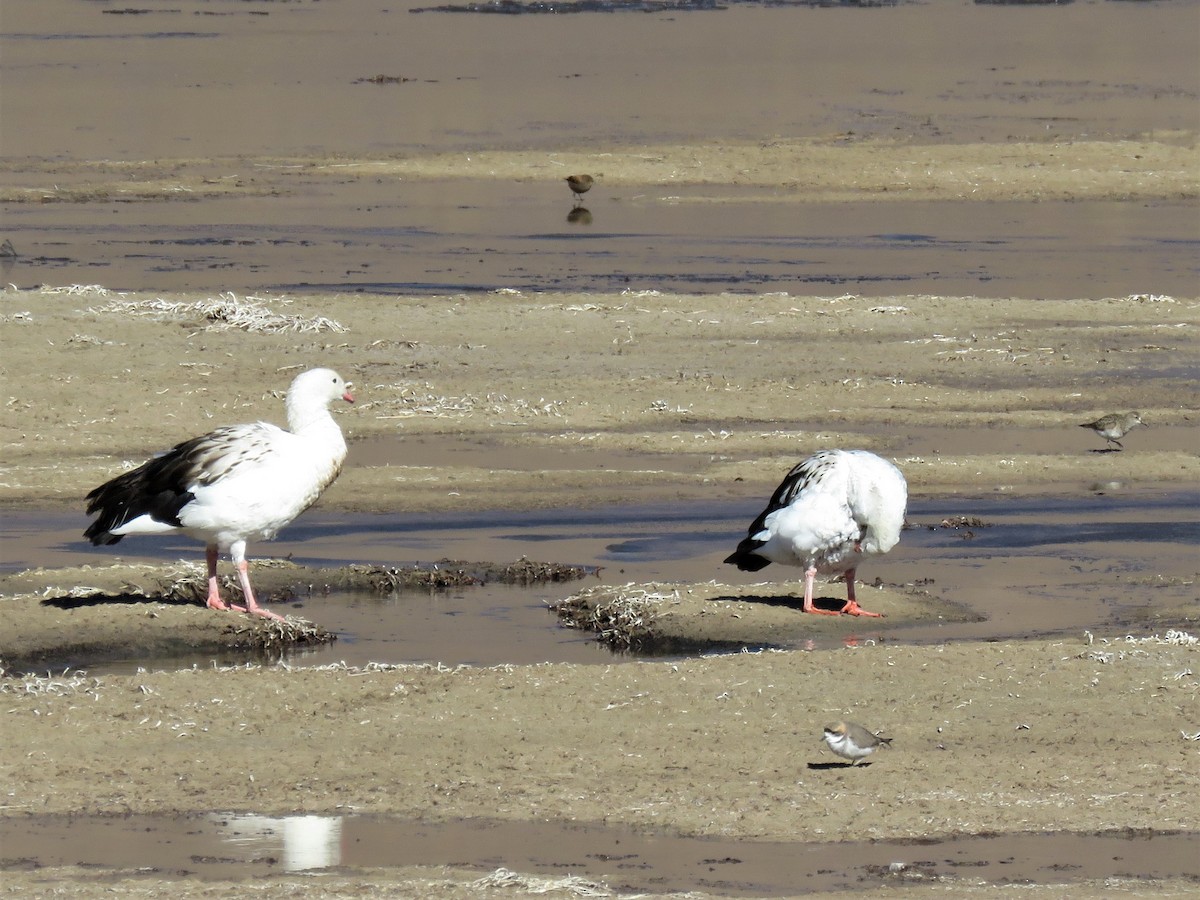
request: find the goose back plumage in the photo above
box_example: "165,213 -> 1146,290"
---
84,368 -> 351,552
725,449 -> 906,575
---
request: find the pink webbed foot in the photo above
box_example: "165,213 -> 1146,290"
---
838,568 -> 884,617
244,603 -> 287,623
802,603 -> 843,616
205,579 -> 248,614
205,592 -> 249,614
839,599 -> 884,618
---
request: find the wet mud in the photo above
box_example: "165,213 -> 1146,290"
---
3,812 -> 1198,895
0,557 -> 591,674
3,490 -> 1195,675
4,0 -> 1198,300
6,188 -> 1196,299
2,633 -> 1198,898
550,579 -> 979,653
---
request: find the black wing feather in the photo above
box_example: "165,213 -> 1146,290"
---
82,427 -> 253,545
723,453 -> 833,571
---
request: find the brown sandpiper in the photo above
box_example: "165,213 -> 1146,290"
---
1079,411 -> 1144,450
565,174 -> 594,201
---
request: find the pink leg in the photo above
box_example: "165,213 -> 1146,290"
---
204,545 -> 246,612
839,568 -> 884,618
802,565 -> 840,615
234,559 -> 285,622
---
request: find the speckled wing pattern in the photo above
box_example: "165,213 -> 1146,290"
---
83,423 -> 283,545
724,451 -> 839,571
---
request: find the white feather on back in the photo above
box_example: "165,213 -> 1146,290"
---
741,449 -> 906,575
88,368 -> 350,553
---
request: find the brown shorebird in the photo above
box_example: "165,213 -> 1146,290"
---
823,721 -> 892,764
565,174 -> 594,201
1079,411 -> 1144,450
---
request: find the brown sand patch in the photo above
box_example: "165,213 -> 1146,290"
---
2,286 -> 1196,514
3,137 -> 1196,207
3,634 -> 1197,836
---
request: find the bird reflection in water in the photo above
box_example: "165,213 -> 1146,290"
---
216,813 -> 344,872
567,206 -> 593,225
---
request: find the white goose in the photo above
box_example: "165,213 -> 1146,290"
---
84,368 -> 354,621
724,449 -> 907,617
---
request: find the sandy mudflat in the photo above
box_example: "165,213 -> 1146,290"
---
3,0 -> 1200,896
3,285 -> 1197,512
2,282 -> 1198,898
3,162 -> 1199,900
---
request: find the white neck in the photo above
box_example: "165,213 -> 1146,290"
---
287,393 -> 337,436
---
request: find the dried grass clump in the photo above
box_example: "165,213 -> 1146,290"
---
931,515 -> 992,530
222,617 -> 334,654
376,384 -> 567,420
1121,293 -> 1176,304
1082,629 -> 1198,656
32,563 -> 333,652
1078,630 -> 1198,685
1137,629 -> 1198,647
0,665 -> 103,698
89,292 -> 346,334
550,583 -> 680,650
471,867 -> 615,897
344,558 -> 590,594
31,561 -> 218,610
499,557 -> 593,585
347,563 -> 483,594
120,561 -> 242,608
40,284 -> 116,297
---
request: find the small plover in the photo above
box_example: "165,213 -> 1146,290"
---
823,720 -> 892,764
